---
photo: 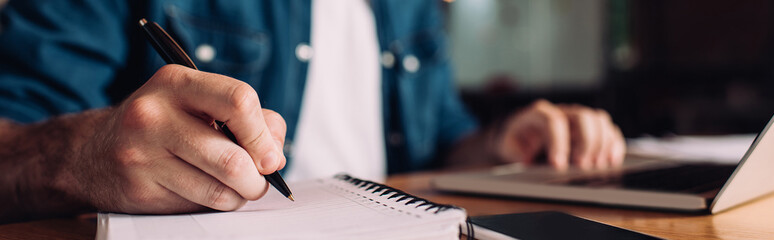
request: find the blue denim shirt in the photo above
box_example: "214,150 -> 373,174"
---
0,0 -> 476,173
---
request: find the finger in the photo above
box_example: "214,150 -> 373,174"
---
610,125 -> 627,168
165,108 -> 269,200
262,109 -> 287,170
594,110 -> 613,170
532,100 -> 571,170
154,194 -> 208,214
156,155 -> 251,211
120,173 -> 206,214
125,190 -> 207,214
499,113 -> 540,164
155,65 -> 284,175
562,105 -> 600,170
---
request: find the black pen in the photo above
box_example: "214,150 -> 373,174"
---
138,18 -> 294,201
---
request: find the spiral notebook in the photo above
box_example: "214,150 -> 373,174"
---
96,174 -> 467,239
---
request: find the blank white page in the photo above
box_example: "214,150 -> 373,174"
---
97,175 -> 466,240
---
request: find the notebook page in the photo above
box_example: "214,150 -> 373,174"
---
98,176 -> 466,240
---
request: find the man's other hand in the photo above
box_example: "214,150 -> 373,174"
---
497,99 -> 626,170
69,64 -> 286,214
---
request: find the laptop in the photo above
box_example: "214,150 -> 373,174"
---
432,115 -> 774,214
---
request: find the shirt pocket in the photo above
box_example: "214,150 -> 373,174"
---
164,5 -> 271,85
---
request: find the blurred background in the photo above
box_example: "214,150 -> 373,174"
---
2,0 -> 767,138
445,0 -> 774,137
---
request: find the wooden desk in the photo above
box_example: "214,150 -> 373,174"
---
1,171 -> 773,240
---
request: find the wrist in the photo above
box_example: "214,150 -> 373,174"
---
0,108 -> 116,223
43,109 -> 113,215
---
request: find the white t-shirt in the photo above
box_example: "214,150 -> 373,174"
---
285,0 -> 386,182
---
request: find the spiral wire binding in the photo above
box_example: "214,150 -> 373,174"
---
334,174 -> 474,239
334,174 -> 460,214
466,217 -> 474,240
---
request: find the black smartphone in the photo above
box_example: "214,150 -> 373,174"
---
467,211 -> 662,240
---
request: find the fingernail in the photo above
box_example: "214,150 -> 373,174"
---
551,155 -> 568,171
261,151 -> 278,173
554,161 -> 568,172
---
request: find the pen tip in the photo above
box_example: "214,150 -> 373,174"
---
288,195 -> 295,201
139,18 -> 147,26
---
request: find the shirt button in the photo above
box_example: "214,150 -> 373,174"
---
402,55 -> 420,73
295,43 -> 314,62
381,51 -> 395,69
195,44 -> 216,63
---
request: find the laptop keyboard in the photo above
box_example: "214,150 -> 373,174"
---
560,164 -> 737,193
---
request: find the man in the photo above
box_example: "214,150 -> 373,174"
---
0,0 -> 624,223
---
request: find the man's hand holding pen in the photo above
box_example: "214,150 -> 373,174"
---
58,65 -> 288,214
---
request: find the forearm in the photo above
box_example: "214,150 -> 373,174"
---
0,109 -> 109,223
